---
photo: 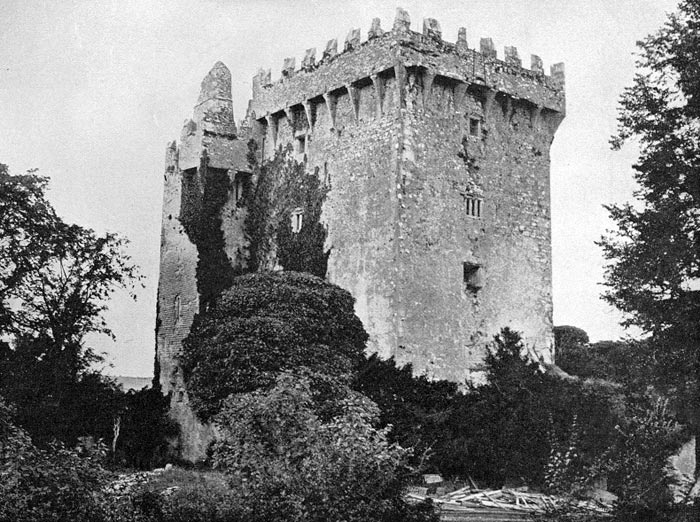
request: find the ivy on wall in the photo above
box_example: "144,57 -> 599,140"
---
179,153 -> 238,311
178,142 -> 330,316
244,140 -> 330,279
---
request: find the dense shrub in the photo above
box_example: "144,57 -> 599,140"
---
353,353 -> 459,469
211,373 -> 438,522
103,469 -> 242,522
0,396 -> 111,522
356,329 -> 626,490
113,385 -> 179,470
180,271 -> 368,420
592,399 -> 686,521
0,336 -> 124,447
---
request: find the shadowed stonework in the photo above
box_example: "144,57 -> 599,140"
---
156,7 -> 565,461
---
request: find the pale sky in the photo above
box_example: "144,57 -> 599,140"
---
0,0 -> 678,377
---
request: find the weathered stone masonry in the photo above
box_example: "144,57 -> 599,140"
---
156,8 -> 565,460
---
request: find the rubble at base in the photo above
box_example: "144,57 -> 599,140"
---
406,484 -> 614,520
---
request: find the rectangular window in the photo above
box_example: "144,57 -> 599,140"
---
465,196 -> 483,218
291,208 -> 304,233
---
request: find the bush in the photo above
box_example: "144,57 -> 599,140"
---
355,329 -> 626,490
180,271 -> 368,420
113,385 -> 179,470
352,353 -> 459,470
0,396 -> 111,522
210,373 -> 438,522
592,399 -> 686,521
104,469 -> 243,522
0,337 -> 124,447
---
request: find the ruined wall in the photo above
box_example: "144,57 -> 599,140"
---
156,146 -> 217,461
156,63 -> 249,461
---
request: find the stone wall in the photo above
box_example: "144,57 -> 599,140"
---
246,8 -> 564,382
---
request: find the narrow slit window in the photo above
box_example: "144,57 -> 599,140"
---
173,294 -> 181,323
295,135 -> 306,161
233,173 -> 245,203
463,262 -> 484,292
465,196 -> 483,218
291,208 -> 304,233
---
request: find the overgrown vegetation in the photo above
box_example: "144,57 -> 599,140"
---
180,271 -> 368,420
356,328 -> 626,491
0,397 -> 111,522
112,385 -> 178,470
600,0 -> 700,469
179,156 -> 239,311
245,141 -> 330,278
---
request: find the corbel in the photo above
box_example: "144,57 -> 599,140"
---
371,74 -> 385,118
323,92 -> 337,129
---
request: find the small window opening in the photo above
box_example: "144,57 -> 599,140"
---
291,208 -> 304,233
173,294 -> 181,323
176,390 -> 184,403
295,135 -> 307,161
463,262 -> 484,292
465,196 -> 483,218
233,173 -> 245,203
469,118 -> 481,137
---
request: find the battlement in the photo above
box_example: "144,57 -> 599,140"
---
249,7 -> 564,122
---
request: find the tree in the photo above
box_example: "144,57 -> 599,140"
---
600,0 -> 700,465
211,373 -> 438,522
180,271 -> 368,420
0,164 -> 139,444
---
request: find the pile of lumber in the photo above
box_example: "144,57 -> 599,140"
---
406,486 -> 613,518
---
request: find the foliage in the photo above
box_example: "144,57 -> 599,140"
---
555,330 -> 656,394
103,469 -> 242,522
0,163 -> 140,449
352,353 -> 459,471
554,325 -> 590,359
600,0 -> 700,463
591,399 -> 686,521
180,271 -> 368,420
0,337 -> 123,446
0,395 -> 111,522
245,141 -> 330,278
0,164 -> 139,360
179,156 -> 239,311
113,385 -> 179,470
355,329 -> 624,490
210,373 -> 438,522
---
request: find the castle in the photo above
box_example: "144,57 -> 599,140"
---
156,8 -> 566,460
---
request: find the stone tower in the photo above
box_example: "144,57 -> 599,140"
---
156,9 -> 565,460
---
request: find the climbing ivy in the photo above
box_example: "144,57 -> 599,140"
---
178,141 -> 330,316
245,141 -> 330,279
179,153 -> 238,311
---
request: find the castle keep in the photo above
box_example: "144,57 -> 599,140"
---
157,8 -> 565,459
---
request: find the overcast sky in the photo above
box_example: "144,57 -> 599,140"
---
0,0 -> 679,377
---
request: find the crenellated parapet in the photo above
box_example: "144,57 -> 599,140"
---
250,7 -> 564,128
